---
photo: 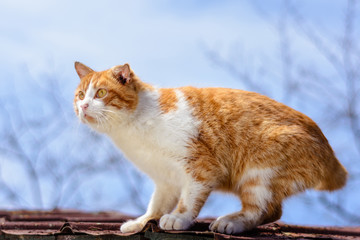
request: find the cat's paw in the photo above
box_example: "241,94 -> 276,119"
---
159,214 -> 192,230
120,219 -> 146,233
209,216 -> 245,235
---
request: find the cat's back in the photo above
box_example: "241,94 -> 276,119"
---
177,86 -> 334,150
177,86 -> 307,125
176,86 -> 332,152
170,86 -> 346,192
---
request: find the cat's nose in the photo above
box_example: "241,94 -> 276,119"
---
81,103 -> 89,111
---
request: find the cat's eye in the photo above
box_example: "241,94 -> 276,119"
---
78,91 -> 85,100
96,89 -> 107,98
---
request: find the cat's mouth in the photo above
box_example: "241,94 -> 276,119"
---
82,113 -> 96,123
85,114 -> 95,121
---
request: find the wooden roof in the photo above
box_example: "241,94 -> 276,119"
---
0,210 -> 359,239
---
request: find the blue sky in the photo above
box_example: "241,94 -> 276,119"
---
0,0 -> 349,89
0,0 -> 358,227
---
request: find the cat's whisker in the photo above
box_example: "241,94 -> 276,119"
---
102,110 -> 117,121
97,114 -> 106,129
105,113 -> 116,123
99,116 -> 107,129
100,110 -> 117,124
101,108 -> 116,114
96,111 -> 114,131
93,114 -> 101,128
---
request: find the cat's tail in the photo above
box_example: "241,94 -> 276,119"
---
315,156 -> 348,191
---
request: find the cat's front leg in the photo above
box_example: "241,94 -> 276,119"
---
120,184 -> 180,233
159,181 -> 211,231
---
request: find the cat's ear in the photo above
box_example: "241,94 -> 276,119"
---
74,62 -> 94,79
111,63 -> 132,85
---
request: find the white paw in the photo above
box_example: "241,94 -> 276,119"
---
209,216 -> 245,235
159,214 -> 192,230
120,219 -> 146,233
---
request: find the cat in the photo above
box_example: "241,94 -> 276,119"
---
74,62 -> 347,235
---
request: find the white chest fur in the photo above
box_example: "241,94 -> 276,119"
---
107,89 -> 200,185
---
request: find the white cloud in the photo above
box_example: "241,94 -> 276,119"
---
0,0 -> 279,88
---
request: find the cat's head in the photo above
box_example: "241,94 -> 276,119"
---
74,62 -> 139,130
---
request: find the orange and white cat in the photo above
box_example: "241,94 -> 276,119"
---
74,62 -> 347,235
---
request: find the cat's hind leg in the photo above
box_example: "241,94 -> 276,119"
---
210,170 -> 282,234
120,183 -> 180,233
